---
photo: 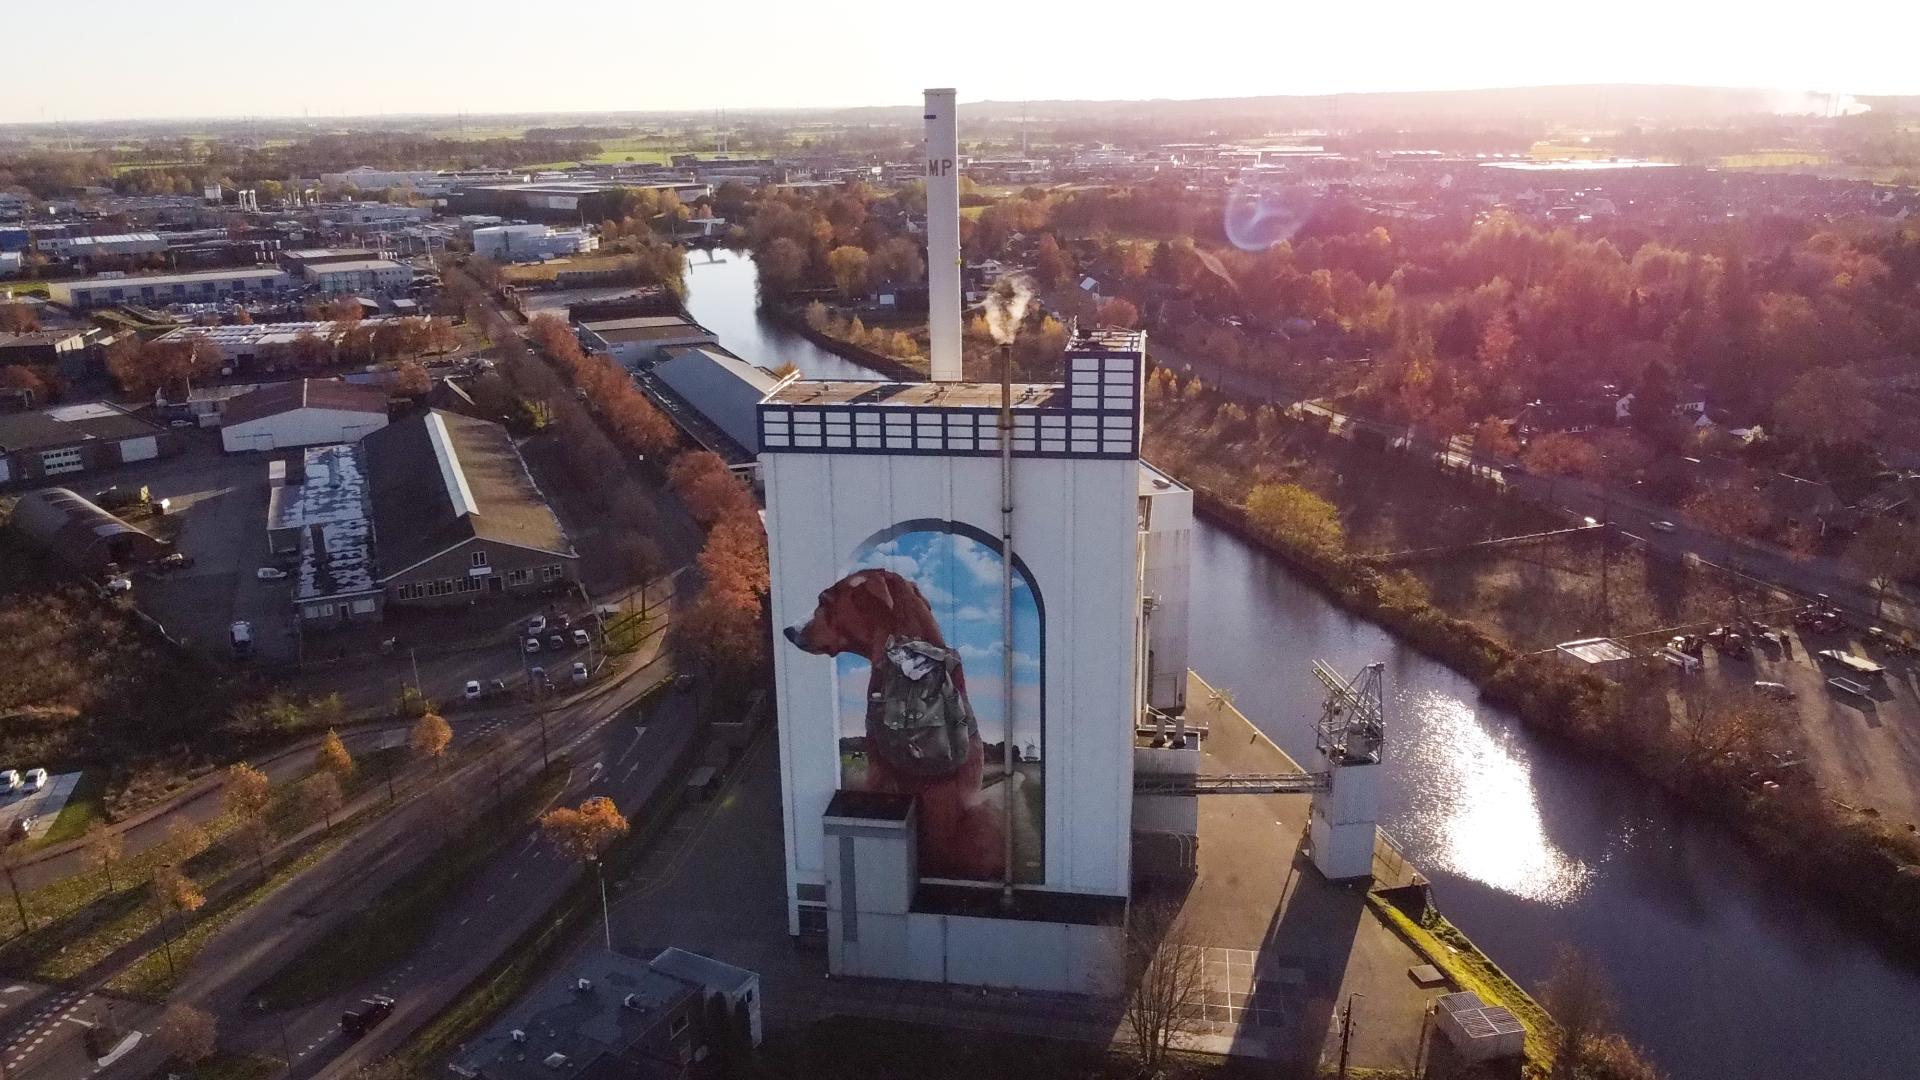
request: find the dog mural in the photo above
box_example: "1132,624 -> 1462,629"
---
784,568 -> 1006,880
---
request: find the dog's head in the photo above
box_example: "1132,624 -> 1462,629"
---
784,569 -> 926,658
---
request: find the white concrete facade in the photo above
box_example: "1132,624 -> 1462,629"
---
765,448 -> 1143,918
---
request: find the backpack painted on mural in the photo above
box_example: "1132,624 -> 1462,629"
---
868,636 -> 974,778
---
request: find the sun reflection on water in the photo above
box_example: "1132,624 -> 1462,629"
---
1395,690 -> 1594,905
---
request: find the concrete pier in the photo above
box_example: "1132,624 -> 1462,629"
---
1172,670 -> 1447,1071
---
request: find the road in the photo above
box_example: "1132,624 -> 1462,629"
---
0,627 -> 681,1080
295,686 -> 697,1080
1278,399 -> 1916,629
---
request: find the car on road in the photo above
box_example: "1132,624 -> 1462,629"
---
464,680 -> 483,701
168,418 -> 195,429
157,552 -> 194,571
340,996 -> 395,1037
0,770 -> 19,794
571,661 -> 589,685
524,636 -> 542,654
1649,520 -> 1678,533
256,567 -> 288,580
23,768 -> 46,792
527,615 -> 547,636
529,665 -> 548,691
572,628 -> 590,648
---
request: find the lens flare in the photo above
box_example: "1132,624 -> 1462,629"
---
1224,182 -> 1316,252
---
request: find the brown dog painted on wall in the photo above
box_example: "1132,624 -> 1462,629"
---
784,568 -> 1005,880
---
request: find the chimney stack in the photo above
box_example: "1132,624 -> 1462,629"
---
924,88 -> 962,383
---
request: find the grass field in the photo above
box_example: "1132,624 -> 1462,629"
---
1716,150 -> 1830,169
0,280 -> 51,298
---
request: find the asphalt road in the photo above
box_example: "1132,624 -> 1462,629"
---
294,687 -> 697,1080
2,640 -> 682,1080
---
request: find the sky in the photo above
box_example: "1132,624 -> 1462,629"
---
6,0 -> 1918,124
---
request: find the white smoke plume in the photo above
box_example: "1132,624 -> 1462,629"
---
984,274 -> 1035,346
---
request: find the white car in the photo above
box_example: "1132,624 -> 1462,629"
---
105,576 -> 133,594
527,615 -> 547,635
524,636 -> 542,654
464,680 -> 483,701
22,768 -> 47,792
571,661 -> 589,685
571,628 -> 590,648
0,770 -> 19,794
257,567 -> 289,580
1649,520 -> 1678,533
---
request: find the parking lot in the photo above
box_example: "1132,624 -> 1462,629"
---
1669,614 -> 1920,828
106,436 -> 299,662
0,770 -> 79,842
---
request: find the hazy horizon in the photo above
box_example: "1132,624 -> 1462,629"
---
4,0 -> 1916,125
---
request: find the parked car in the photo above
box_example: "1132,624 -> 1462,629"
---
230,621 -> 254,659
22,768 -> 46,793
464,680 -> 483,701
158,552 -> 194,570
488,678 -> 507,699
104,576 -> 133,594
340,996 -> 395,1037
524,636 -> 541,654
571,628 -> 591,647
7,817 -> 32,842
527,615 -> 547,635
529,665 -> 548,691
168,418 -> 195,429
571,661 -> 589,685
1649,520 -> 1678,533
1754,681 -> 1795,701
549,633 -> 566,651
674,673 -> 695,692
0,770 -> 19,794
256,567 -> 288,581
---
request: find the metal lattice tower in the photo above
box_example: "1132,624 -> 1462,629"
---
1313,661 -> 1385,766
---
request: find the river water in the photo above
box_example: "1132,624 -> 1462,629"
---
685,250 -> 1920,1080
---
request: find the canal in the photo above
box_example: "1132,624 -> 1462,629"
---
685,250 -> 1920,1080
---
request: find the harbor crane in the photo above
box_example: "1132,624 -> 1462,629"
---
1132,661 -> 1387,880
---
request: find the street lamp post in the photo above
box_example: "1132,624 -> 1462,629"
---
592,858 -> 611,952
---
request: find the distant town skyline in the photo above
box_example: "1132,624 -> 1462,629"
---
2,0 -> 1915,125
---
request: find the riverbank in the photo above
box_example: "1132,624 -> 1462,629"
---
1192,483 -> 1920,964
766,305 -> 923,381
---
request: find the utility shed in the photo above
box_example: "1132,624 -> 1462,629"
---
1433,991 -> 1526,1062
9,486 -> 168,572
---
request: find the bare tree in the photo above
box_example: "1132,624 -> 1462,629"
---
150,866 -> 205,980
1122,900 -> 1210,1075
301,772 -> 344,832
160,817 -> 211,865
156,1003 -> 217,1065
85,822 -> 125,896
1541,944 -> 1615,1079
222,762 -> 274,878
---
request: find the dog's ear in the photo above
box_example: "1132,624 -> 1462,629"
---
848,572 -> 894,611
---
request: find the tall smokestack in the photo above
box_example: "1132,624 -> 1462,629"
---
924,88 -> 962,383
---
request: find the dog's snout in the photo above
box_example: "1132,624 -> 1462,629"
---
783,624 -> 804,646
